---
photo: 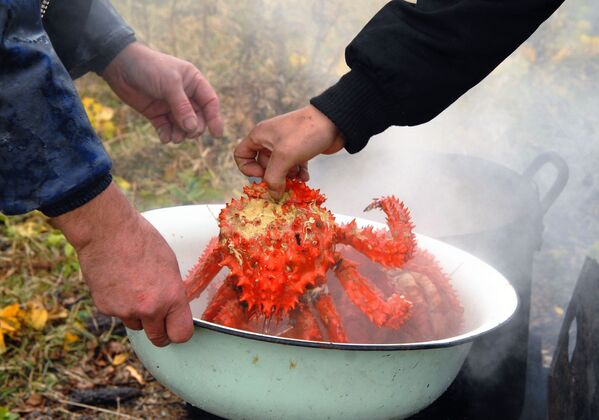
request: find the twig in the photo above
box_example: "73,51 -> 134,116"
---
43,392 -> 142,419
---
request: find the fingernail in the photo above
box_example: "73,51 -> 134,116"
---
183,117 -> 198,132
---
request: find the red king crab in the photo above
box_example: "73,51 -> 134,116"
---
183,179 -> 462,343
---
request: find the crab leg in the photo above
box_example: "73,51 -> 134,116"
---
183,237 -> 224,300
312,292 -> 348,343
336,196 -> 415,268
202,278 -> 251,331
404,248 -> 462,310
282,302 -> 323,342
334,255 -> 412,329
202,276 -> 239,322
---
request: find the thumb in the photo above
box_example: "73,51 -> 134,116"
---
164,84 -> 199,134
165,296 -> 194,343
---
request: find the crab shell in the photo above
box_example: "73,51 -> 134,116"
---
218,180 -> 337,317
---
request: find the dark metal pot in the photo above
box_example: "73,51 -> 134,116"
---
311,151 -> 569,419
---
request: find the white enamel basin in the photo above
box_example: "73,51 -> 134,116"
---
127,204 -> 518,420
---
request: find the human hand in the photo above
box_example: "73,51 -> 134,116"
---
51,183 -> 193,347
102,41 -> 223,144
235,105 -> 345,200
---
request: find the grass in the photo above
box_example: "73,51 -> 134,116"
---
0,87 -> 232,417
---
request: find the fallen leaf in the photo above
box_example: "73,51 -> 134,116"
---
112,353 -> 128,366
64,332 -> 79,344
554,306 -> 565,316
47,306 -> 69,321
25,393 -> 43,407
26,302 -> 48,330
125,365 -> 146,385
0,303 -> 21,319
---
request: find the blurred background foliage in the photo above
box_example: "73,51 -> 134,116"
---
76,0 -> 387,211
1,0 -> 598,416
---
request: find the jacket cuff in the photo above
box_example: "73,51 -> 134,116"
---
310,70 -> 396,154
39,173 -> 113,217
89,32 -> 136,76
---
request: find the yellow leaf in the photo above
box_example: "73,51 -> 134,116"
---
125,365 -> 145,385
0,304 -> 22,319
26,302 -> 48,330
112,353 -> 128,366
0,304 -> 22,334
114,176 -> 132,191
47,307 -> 69,321
97,106 -> 114,122
82,97 -> 95,109
553,306 -> 565,316
64,332 -> 79,344
0,319 -> 18,334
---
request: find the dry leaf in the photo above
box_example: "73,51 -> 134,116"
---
25,393 -> 43,407
125,365 -> 146,385
112,353 -> 128,366
553,306 -> 565,316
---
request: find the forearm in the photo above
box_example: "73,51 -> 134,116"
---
311,0 -> 566,153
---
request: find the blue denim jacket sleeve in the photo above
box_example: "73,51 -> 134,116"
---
0,0 -> 112,217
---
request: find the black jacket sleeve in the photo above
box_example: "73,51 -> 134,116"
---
310,0 -> 565,153
43,0 -> 136,79
0,1 -> 112,216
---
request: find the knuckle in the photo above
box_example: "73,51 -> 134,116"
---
273,145 -> 293,161
173,101 -> 194,116
147,333 -> 169,347
164,70 -> 182,85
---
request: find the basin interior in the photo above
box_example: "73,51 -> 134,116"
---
143,204 -> 517,347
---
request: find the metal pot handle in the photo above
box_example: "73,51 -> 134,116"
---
522,152 -> 569,215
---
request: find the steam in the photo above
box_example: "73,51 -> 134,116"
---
311,0 -> 599,364
113,0 -> 598,360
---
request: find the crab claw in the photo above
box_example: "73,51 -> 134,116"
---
337,196 -> 416,268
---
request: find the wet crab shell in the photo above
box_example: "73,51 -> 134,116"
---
218,180 -> 336,317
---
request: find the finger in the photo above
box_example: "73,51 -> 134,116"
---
122,318 -> 143,330
234,137 -> 266,178
256,149 -> 271,169
263,147 -> 298,200
287,165 -> 300,179
299,162 -> 310,181
164,81 -> 199,135
192,76 -> 223,137
186,107 -> 206,139
157,126 -> 172,144
165,299 -> 194,343
147,114 -> 172,143
142,317 -> 170,347
171,124 -> 186,144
